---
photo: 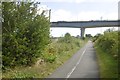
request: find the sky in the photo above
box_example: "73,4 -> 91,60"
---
37,0 -> 119,37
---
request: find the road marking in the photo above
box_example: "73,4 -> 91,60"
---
66,48 -> 87,78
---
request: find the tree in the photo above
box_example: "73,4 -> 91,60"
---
64,33 -> 72,43
104,28 -> 115,33
2,2 -> 50,69
85,34 -> 92,38
92,33 -> 102,42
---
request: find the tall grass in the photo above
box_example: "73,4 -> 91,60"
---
95,46 -> 118,78
2,37 -> 87,78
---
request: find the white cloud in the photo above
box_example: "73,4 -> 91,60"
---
36,0 -> 86,3
77,11 -> 117,21
36,0 -> 119,3
50,28 -> 80,37
82,0 -> 119,3
37,4 -> 51,16
51,9 -> 117,21
77,11 -> 104,21
105,12 -> 118,20
51,9 -> 76,21
73,0 -> 86,3
39,4 -> 48,9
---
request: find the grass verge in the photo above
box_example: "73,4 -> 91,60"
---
94,45 -> 118,78
0,34 -> 1,79
2,38 -> 87,78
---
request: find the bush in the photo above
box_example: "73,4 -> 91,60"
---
2,2 -> 50,69
42,44 -> 57,63
58,33 -> 73,43
42,33 -> 82,63
95,31 -> 119,59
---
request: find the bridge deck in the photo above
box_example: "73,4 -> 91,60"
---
51,20 -> 119,28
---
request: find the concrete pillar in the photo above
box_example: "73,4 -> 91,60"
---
80,27 -> 85,39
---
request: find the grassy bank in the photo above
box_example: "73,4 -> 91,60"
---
95,46 -> 118,78
93,31 -> 119,78
0,34 -> 1,79
2,37 -> 87,78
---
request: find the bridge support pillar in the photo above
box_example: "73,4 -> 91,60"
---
80,27 -> 85,39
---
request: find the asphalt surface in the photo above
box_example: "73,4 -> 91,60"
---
48,41 -> 100,78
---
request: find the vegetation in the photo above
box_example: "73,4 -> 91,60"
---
85,34 -> 92,38
0,32 -> 1,77
95,30 -> 118,59
0,34 -> 1,78
95,46 -> 118,78
1,1 -> 88,78
2,2 -> 50,70
94,29 -> 119,78
2,33 -> 87,78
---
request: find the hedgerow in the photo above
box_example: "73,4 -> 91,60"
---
95,30 -> 119,59
2,2 -> 50,70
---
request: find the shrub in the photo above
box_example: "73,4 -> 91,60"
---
2,2 -> 50,69
42,44 -> 57,63
95,31 -> 119,59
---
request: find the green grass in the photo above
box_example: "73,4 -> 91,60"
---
0,51 -> 1,79
0,34 -> 1,79
94,45 -> 118,78
0,34 -> 1,50
2,38 -> 87,78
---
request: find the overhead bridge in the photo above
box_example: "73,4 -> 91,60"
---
51,20 -> 119,38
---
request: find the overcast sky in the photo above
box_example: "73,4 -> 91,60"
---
37,0 -> 119,37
